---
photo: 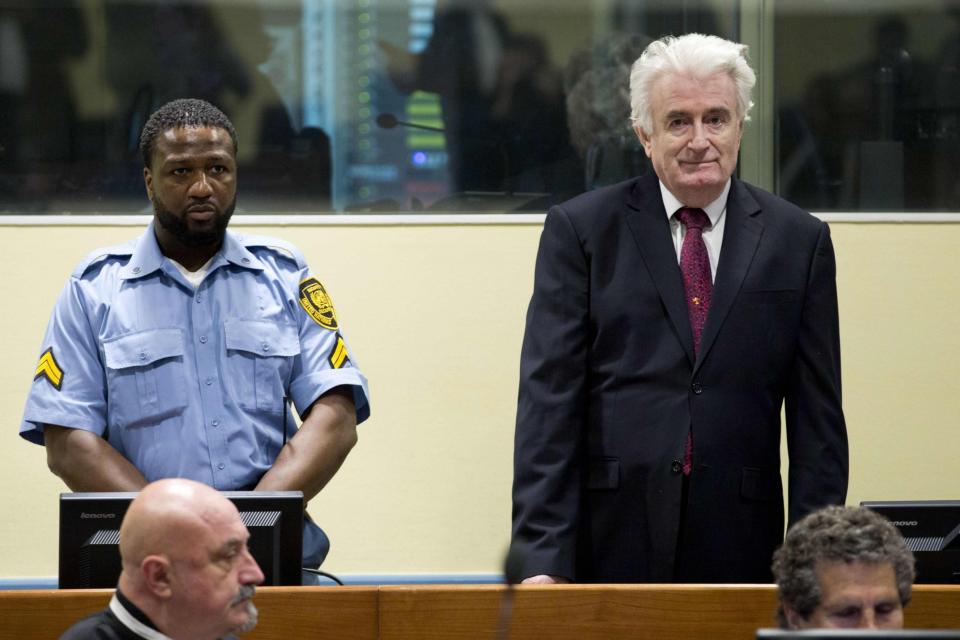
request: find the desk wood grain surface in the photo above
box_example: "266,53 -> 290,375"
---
0,584 -> 956,639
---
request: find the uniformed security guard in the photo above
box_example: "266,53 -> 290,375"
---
20,98 -> 370,576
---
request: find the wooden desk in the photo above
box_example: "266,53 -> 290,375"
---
0,586 -> 379,640
378,584 -> 960,640
0,588 -> 111,639
0,584 -> 956,639
247,587 -> 378,640
379,584 -> 777,640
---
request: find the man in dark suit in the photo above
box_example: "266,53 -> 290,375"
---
511,33 -> 848,584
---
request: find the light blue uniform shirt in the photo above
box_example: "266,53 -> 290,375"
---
21,224 -> 370,568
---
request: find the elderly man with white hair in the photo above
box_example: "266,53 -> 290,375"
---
512,32 -> 848,584
60,478 -> 264,640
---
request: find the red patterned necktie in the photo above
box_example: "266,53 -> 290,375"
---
678,207 -> 713,355
677,207 -> 712,475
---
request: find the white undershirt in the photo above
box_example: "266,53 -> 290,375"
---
659,179 -> 730,282
168,255 -> 216,288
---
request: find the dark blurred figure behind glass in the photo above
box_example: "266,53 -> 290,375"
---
104,3 -> 330,208
564,33 -> 650,191
931,7 -> 960,208
612,0 -> 723,42
383,0 -> 507,193
383,0 -> 576,201
489,32 -> 575,197
0,3 -> 87,211
781,14 -> 932,210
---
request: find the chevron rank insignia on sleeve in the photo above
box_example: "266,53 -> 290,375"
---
329,334 -> 349,369
34,347 -> 64,390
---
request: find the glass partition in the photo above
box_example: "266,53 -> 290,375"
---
775,0 -> 960,212
0,0 -> 738,214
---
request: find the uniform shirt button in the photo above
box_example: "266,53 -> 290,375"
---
262,343 -> 270,352
671,460 -> 682,474
692,382 -> 703,394
217,463 -> 225,470
242,258 -> 250,264
139,352 -> 146,361
211,420 -> 219,428
205,377 -> 214,386
195,295 -> 202,303
199,335 -> 207,344
132,266 -> 141,274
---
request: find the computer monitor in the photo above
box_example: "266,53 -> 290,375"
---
59,490 -> 303,588
861,500 -> 960,584
757,631 -> 960,639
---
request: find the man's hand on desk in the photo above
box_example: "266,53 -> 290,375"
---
521,575 -> 572,585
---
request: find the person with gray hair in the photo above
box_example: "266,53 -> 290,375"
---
772,505 -> 915,630
628,33 -> 757,138
512,33 -> 847,583
60,478 -> 264,639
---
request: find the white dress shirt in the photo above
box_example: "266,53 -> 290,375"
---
659,179 -> 731,282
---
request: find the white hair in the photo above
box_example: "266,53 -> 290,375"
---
629,33 -> 756,135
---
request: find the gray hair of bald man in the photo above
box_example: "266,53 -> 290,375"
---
628,33 -> 756,135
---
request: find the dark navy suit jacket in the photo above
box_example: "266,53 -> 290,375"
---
511,171 -> 848,582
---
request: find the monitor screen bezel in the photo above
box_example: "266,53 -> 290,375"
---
59,490 -> 304,588
861,500 -> 960,584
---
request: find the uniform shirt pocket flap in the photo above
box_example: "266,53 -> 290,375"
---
225,320 -> 300,357
103,328 -> 185,370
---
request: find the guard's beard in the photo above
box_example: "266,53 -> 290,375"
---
152,195 -> 235,248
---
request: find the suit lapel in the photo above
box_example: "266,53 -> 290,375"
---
624,174 -> 696,366
695,178 -> 764,373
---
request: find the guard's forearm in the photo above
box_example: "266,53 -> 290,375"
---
44,425 -> 148,492
255,387 -> 358,502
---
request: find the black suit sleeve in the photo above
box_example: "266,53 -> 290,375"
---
511,206 -> 589,580
785,221 -> 849,526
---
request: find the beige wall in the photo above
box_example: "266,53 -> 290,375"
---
1,220 -> 958,579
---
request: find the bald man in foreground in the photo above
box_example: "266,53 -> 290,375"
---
60,479 -> 264,640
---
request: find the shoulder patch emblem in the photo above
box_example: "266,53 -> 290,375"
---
299,277 -> 338,330
34,347 -> 64,390
329,334 -> 349,369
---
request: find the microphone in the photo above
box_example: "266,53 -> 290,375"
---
377,112 -> 515,195
496,546 -> 525,640
503,545 -> 525,586
375,112 -> 445,133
